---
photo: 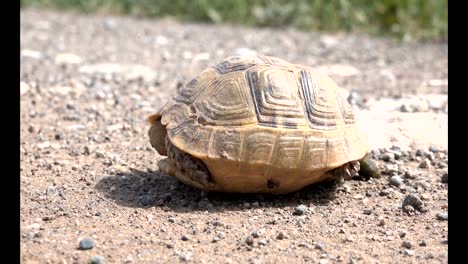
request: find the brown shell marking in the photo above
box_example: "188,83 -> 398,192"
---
246,66 -> 308,129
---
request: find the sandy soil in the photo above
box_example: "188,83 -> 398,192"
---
20,8 -> 447,264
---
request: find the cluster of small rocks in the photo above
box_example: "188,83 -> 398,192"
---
402,194 -> 427,213
368,145 -> 447,217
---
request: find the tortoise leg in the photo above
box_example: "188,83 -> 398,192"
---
338,160 -> 361,180
324,160 -> 361,183
324,154 -> 381,183
157,136 -> 218,191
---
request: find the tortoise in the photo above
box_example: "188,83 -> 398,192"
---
147,55 -> 377,194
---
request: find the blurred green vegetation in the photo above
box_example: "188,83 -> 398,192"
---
22,0 -> 447,41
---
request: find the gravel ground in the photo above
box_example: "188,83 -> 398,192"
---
21,8 -> 447,264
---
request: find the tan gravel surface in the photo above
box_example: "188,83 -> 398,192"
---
21,8 -> 447,264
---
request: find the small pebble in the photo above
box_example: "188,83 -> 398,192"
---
294,204 -> 307,215
399,231 -> 407,238
400,104 -> 413,113
402,241 -> 413,249
419,206 -> 429,213
436,212 -> 448,221
384,164 -> 399,175
382,153 -> 395,162
124,256 -> 133,263
252,229 -> 264,238
389,150 -> 402,159
441,173 -> 448,183
276,232 -> 285,240
179,252 -> 192,262
403,249 -> 414,256
353,194 -> 363,200
363,209 -> 372,215
245,236 -> 254,245
42,216 -> 54,222
211,220 -> 224,227
79,238 -> 96,250
340,184 -> 351,193
402,205 -> 415,214
402,194 -> 423,211
419,240 -> 427,247
415,149 -> 426,157
418,159 -> 431,169
425,152 -> 435,161
429,145 -> 440,153
217,232 -> 225,239
37,141 -> 51,149
298,242 -> 311,248
379,189 -> 390,196
258,239 -> 267,246
181,234 -> 190,241
420,193 -> 430,200
390,145 -> 402,151
404,170 -> 418,179
90,255 -> 105,264
315,242 -> 325,250
267,218 -> 277,225
389,175 -> 403,187
46,186 -> 57,195
378,218 -> 386,226
54,133 -> 63,140
84,145 -> 96,155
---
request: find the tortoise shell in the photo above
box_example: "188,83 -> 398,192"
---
148,55 -> 368,194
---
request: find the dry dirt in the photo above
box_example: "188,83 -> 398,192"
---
20,8 -> 448,264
